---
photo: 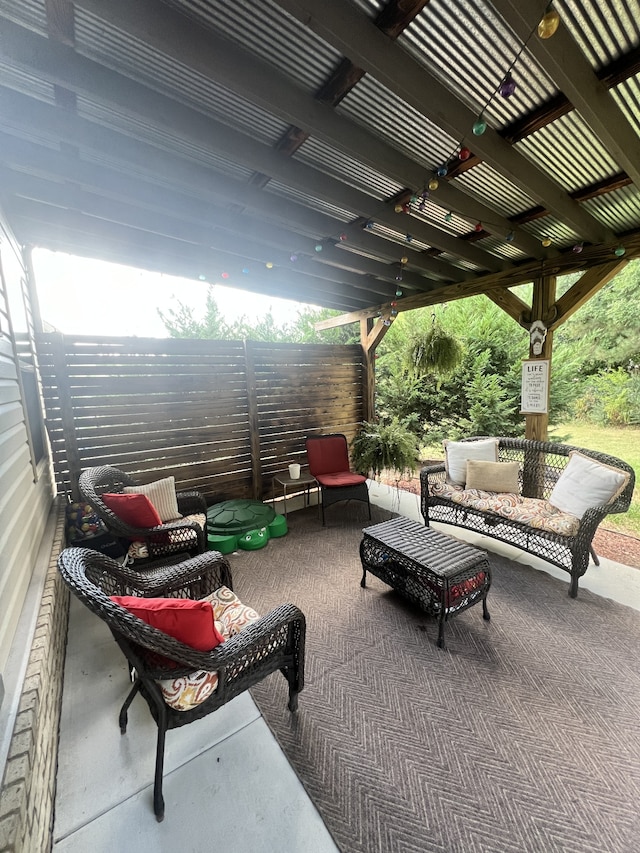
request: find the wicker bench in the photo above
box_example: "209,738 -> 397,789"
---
360,517 -> 491,648
421,437 -> 635,598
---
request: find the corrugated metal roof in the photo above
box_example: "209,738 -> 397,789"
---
294,136 -> 404,202
557,0 -> 640,67
1,0 -> 639,314
162,0 -> 343,94
338,74 -> 457,171
74,7 -> 289,145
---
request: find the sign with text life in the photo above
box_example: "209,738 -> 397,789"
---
520,360 -> 549,414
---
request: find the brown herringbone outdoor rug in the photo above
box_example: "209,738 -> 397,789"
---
231,504 -> 640,853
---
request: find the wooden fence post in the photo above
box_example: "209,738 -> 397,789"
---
244,339 -> 262,500
49,332 -> 82,500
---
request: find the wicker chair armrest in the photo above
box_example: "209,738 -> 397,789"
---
144,603 -> 306,676
420,463 -> 446,486
110,551 -> 233,597
177,490 -> 207,515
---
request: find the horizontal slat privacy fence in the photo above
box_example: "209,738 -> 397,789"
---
36,334 -> 365,504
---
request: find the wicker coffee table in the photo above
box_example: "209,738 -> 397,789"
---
360,517 -> 491,649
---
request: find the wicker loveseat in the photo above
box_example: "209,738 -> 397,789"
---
420,437 -> 635,598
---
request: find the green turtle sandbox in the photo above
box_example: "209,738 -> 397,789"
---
207,499 -> 275,536
206,499 -> 286,552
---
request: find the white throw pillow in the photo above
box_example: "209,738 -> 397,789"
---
124,476 -> 182,522
548,451 -> 629,519
444,438 -> 498,486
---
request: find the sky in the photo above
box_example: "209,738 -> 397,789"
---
31,248 -> 310,337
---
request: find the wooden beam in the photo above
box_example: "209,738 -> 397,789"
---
486,289 -> 531,326
550,261 -> 628,329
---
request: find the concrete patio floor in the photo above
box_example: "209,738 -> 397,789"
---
52,483 -> 640,852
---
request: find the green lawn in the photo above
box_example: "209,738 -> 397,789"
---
553,423 -> 640,536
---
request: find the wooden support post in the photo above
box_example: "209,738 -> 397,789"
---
360,317 -> 375,422
524,275 -> 556,442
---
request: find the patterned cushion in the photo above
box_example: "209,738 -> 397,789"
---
430,482 -> 581,537
156,586 -> 261,711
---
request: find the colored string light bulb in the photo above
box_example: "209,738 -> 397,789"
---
394,203 -> 404,213
242,268 -> 250,275
365,220 -> 374,229
395,274 -> 403,281
538,9 -> 560,39
266,262 -> 273,269
290,253 -> 298,262
339,233 -> 347,241
474,222 -> 483,232
395,288 -> 403,297
198,274 -> 207,281
315,244 -> 323,252
614,246 -> 626,257
428,178 -> 439,191
459,146 -> 471,161
437,166 -> 447,177
499,74 -> 517,97
221,271 -> 229,279
444,212 -> 453,223
506,231 -> 515,242
405,234 -> 413,242
572,242 -> 584,253
410,194 -> 418,204
472,119 -> 487,135
401,256 -> 408,265
541,237 -> 551,247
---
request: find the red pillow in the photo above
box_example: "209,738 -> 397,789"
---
110,596 -> 225,650
102,492 -> 162,528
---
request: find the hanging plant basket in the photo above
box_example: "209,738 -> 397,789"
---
350,419 -> 418,481
406,322 -> 462,378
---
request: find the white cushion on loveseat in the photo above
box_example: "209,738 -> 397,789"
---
549,451 -> 630,519
444,438 -> 498,486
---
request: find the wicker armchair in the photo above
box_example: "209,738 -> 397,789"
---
57,547 -> 306,820
78,465 -> 207,566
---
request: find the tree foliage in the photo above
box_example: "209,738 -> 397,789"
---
158,260 -> 640,432
158,287 -> 358,344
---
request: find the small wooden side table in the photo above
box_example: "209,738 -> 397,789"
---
272,472 -> 319,519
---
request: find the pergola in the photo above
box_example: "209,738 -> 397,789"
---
1,0 -> 640,437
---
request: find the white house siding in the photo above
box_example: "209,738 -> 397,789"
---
0,213 -> 54,677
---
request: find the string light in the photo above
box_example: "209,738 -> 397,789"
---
314,244 -> 323,252
538,8 -> 560,38
541,237 -> 552,247
572,242 -> 583,254
265,262 -> 273,269
614,246 -> 626,257
290,253 -> 298,262
428,178 -> 439,191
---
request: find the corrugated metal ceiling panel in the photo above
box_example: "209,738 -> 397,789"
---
611,74 -> 640,137
0,0 -> 47,33
451,162 -> 536,219
162,0 -> 342,94
338,74 -> 457,172
293,137 -> 403,202
74,7 -> 289,146
0,62 -> 56,105
583,184 -> 640,232
517,111 -> 620,194
555,0 -> 640,68
399,0 -> 558,127
76,96 -> 255,183
264,181 -> 356,225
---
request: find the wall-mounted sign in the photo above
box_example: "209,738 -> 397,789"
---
520,360 -> 549,414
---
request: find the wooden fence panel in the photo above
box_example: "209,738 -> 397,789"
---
36,334 -> 365,504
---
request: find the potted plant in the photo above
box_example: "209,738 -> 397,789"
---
350,418 -> 418,483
